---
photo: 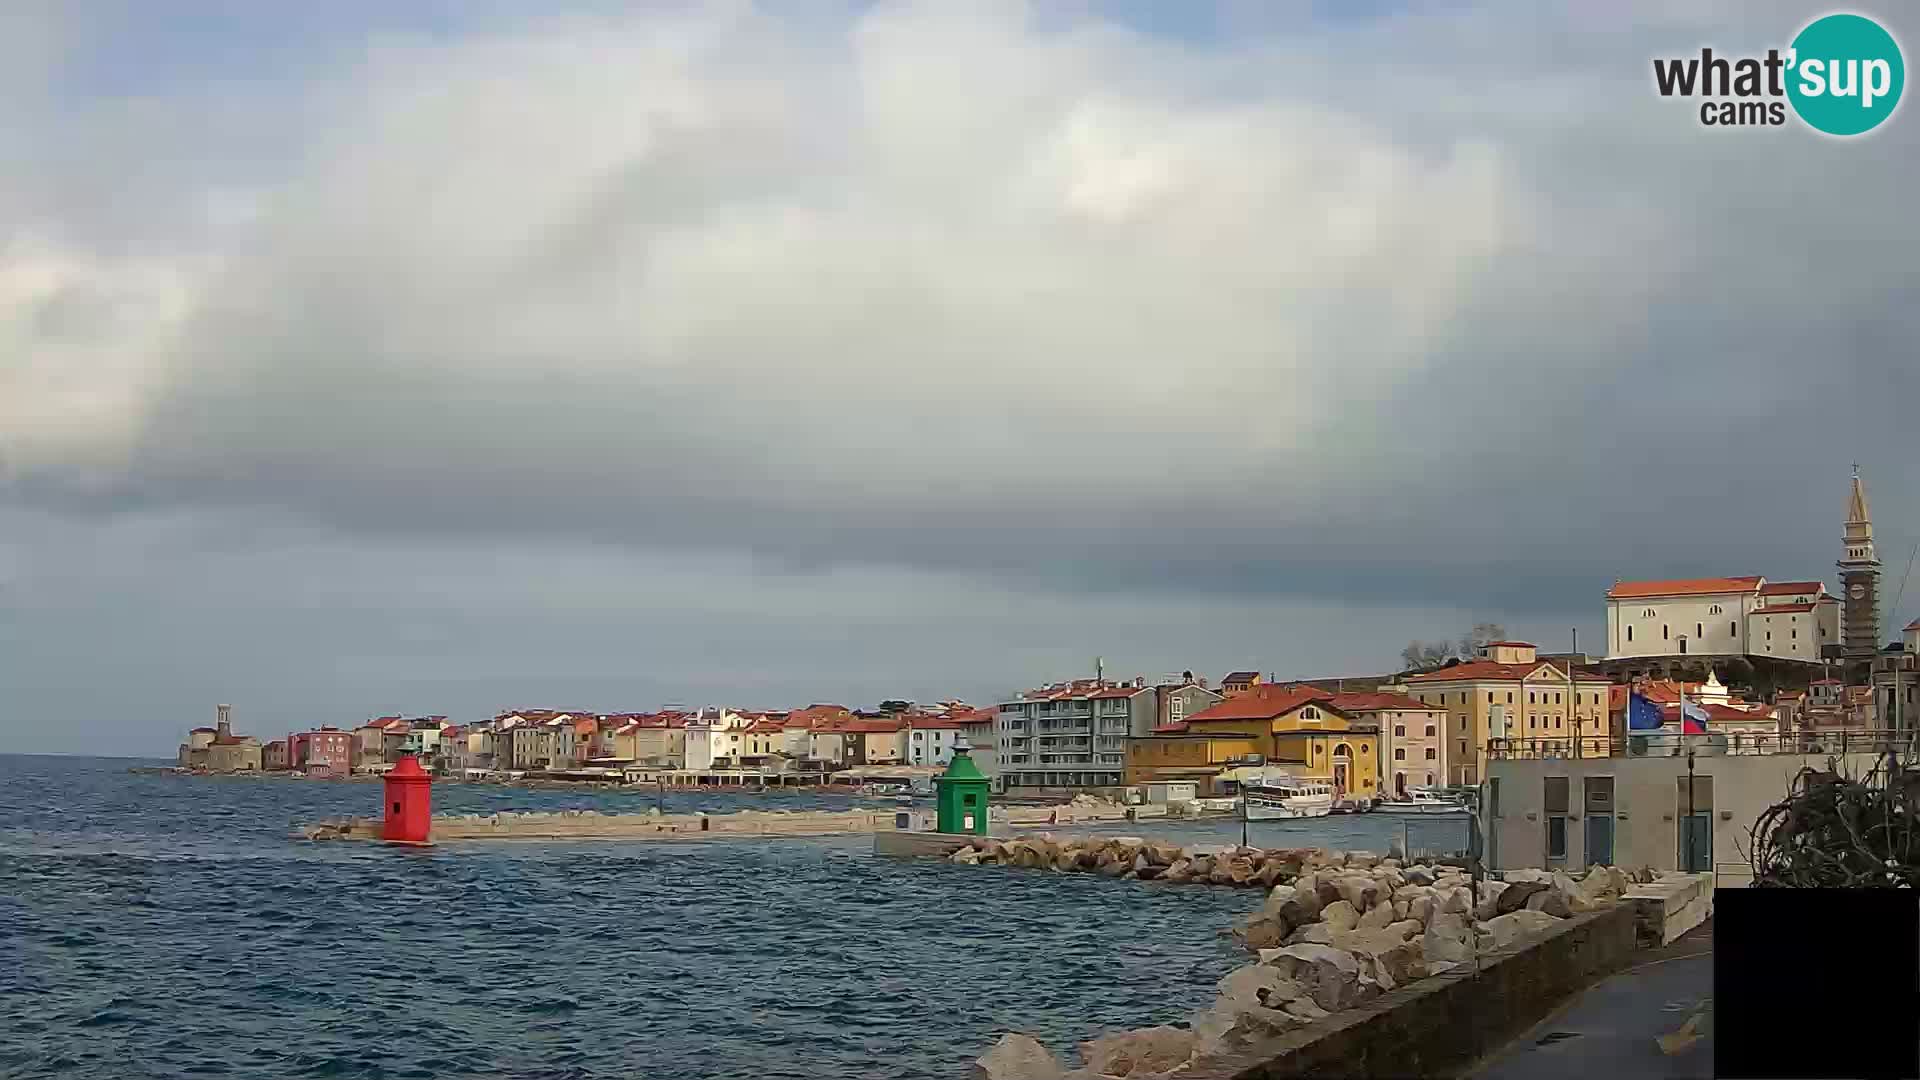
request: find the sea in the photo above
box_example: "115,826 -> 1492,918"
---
0,756 -> 1466,1079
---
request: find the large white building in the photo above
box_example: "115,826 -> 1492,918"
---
1604,576 -> 1840,664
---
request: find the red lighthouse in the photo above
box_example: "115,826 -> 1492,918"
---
382,755 -> 432,844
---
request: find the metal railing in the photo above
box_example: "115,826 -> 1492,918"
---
1487,728 -> 1906,760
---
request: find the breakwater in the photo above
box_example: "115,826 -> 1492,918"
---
300,797 -> 1181,842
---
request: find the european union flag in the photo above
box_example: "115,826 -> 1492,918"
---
1628,691 -> 1665,731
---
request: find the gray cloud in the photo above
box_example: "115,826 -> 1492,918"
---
4,1 -> 1918,750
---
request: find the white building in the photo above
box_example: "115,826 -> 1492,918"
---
685,708 -> 751,770
1604,576 -> 1839,663
905,717 -> 964,767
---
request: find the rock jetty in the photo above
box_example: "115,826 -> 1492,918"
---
971,852 -> 1649,1079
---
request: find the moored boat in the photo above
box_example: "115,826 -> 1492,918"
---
1373,788 -> 1470,815
1243,779 -> 1334,820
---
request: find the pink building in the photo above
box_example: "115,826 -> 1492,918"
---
291,729 -> 354,778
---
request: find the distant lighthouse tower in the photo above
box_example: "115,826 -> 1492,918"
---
1839,464 -> 1882,658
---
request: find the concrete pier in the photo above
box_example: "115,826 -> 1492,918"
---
304,806 -> 939,842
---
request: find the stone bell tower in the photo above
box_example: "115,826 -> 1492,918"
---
1838,465 -> 1881,658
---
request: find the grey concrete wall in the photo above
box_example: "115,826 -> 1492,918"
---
1184,903 -> 1640,1080
1484,750 -> 1879,876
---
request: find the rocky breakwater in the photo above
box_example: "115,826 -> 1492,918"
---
972,856 -> 1648,1080
302,806 -> 901,842
946,835 -> 1332,886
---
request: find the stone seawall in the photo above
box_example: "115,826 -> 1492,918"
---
304,807 -> 911,841
1180,904 -> 1639,1080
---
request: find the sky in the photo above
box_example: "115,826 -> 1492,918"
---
4,1 -> 1918,755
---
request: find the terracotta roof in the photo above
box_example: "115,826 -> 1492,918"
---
783,705 -> 853,730
1186,685 -> 1338,722
1606,576 -> 1762,599
1754,603 -> 1817,614
1329,691 -> 1449,713
1759,581 -> 1825,596
1406,659 -> 1609,684
1907,619 -> 1920,632
1149,721 -> 1191,733
907,718 -> 967,730
745,720 -> 785,734
1089,686 -> 1148,700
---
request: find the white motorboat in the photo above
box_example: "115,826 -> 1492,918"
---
1242,779 -> 1335,820
1374,788 -> 1470,815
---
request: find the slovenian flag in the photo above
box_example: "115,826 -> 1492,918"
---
1680,699 -> 1711,735
1628,691 -> 1664,731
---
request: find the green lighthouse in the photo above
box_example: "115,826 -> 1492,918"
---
934,740 -> 991,835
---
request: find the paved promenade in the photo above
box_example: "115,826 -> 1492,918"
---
1471,918 -> 1713,1080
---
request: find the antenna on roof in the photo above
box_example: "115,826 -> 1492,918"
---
1096,656 -> 1105,682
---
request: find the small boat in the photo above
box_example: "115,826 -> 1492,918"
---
857,782 -> 909,796
1189,796 -> 1242,814
1243,780 -> 1335,821
1374,788 -> 1470,815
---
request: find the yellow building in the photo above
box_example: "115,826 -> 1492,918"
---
1400,641 -> 1612,786
1128,685 -> 1380,798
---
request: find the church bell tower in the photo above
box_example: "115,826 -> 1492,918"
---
1839,465 -> 1881,657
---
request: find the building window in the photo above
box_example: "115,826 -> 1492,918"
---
1696,622 -> 1703,638
1709,604 -> 1723,615
1528,692 -> 1536,704
1394,748 -> 1407,760
1528,717 -> 1536,730
1487,692 -> 1495,703
1301,706 -> 1320,720
1792,628 -> 1798,639
1394,725 -> 1406,737
1732,622 -> 1738,637
1458,740 -> 1468,756
1555,693 -> 1562,705
1425,724 -> 1436,736
1643,608 -> 1657,617
1170,698 -> 1185,721
1459,716 -> 1468,731
1663,624 -> 1670,640
1628,626 -> 1634,642
1425,748 -> 1436,760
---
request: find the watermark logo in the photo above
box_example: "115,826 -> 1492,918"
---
1653,12 -> 1904,135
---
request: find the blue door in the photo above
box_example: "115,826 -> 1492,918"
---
1680,813 -> 1711,872
1584,814 -> 1614,867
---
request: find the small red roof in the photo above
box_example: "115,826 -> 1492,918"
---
907,718 -> 967,730
1149,722 -> 1191,733
1088,687 -> 1146,700
1186,685 -> 1336,722
1755,603 -> 1816,614
1759,581 -> 1825,596
1406,659 -> 1609,684
1607,576 -> 1762,599
1329,691 -> 1448,713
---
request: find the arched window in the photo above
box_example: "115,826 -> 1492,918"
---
1333,743 -> 1352,758
1300,706 -> 1320,720
1709,604 -> 1723,615
1643,607 -> 1657,617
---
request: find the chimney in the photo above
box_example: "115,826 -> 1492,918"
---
216,703 -> 232,738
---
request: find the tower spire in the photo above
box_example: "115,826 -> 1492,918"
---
1839,465 -> 1882,657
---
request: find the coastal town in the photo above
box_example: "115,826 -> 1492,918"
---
180,473 -> 1920,830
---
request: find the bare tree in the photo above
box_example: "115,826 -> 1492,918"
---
1400,640 -> 1454,672
1457,622 -> 1508,660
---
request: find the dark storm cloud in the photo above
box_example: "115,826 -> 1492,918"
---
5,2 -> 1920,752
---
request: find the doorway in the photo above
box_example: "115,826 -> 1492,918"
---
1583,776 -> 1615,867
1678,774 -> 1713,872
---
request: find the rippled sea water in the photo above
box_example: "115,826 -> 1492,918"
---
2,756 -> 1297,1079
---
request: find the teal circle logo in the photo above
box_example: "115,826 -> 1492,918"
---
1787,14 -> 1904,136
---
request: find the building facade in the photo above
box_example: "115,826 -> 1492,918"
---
1145,684 -> 1382,799
1331,691 -> 1451,795
996,674 -> 1219,789
1605,577 -> 1839,665
291,729 -> 353,778
1400,642 -> 1611,786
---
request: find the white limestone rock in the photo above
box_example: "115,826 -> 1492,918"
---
1473,881 -> 1510,921
1356,900 -> 1397,931
1320,900 -> 1360,934
974,1034 -> 1065,1080
1260,943 -> 1369,1012
1483,909 -> 1562,948
1078,1026 -> 1196,1079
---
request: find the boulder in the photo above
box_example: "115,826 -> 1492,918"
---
1335,875 -> 1380,912
1235,907 -> 1292,952
1133,853 -> 1151,874
1289,874 -> 1324,918
1404,865 -> 1437,886
1135,864 -> 1164,881
1390,899 -> 1409,921
1421,911 -> 1475,966
1383,919 -> 1426,942
1287,922 -> 1338,945
1472,881 -> 1509,921
1576,865 -> 1628,904
1345,852 -> 1382,870
1495,880 -> 1549,915
1189,855 -> 1216,879
1320,900 -> 1360,934
1163,859 -> 1193,883
1356,901 -> 1396,931
1503,869 -> 1553,884
1260,943 -> 1369,1012
1437,886 -> 1473,916
1313,877 -> 1345,910
973,1034 -> 1064,1080
951,847 -> 982,865
1193,971 -> 1305,1061
1341,929 -> 1428,986
1483,909 -> 1561,948
1078,1026 -> 1196,1079
1262,884 -> 1299,917
1408,895 -> 1435,926
1524,887 -> 1573,919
